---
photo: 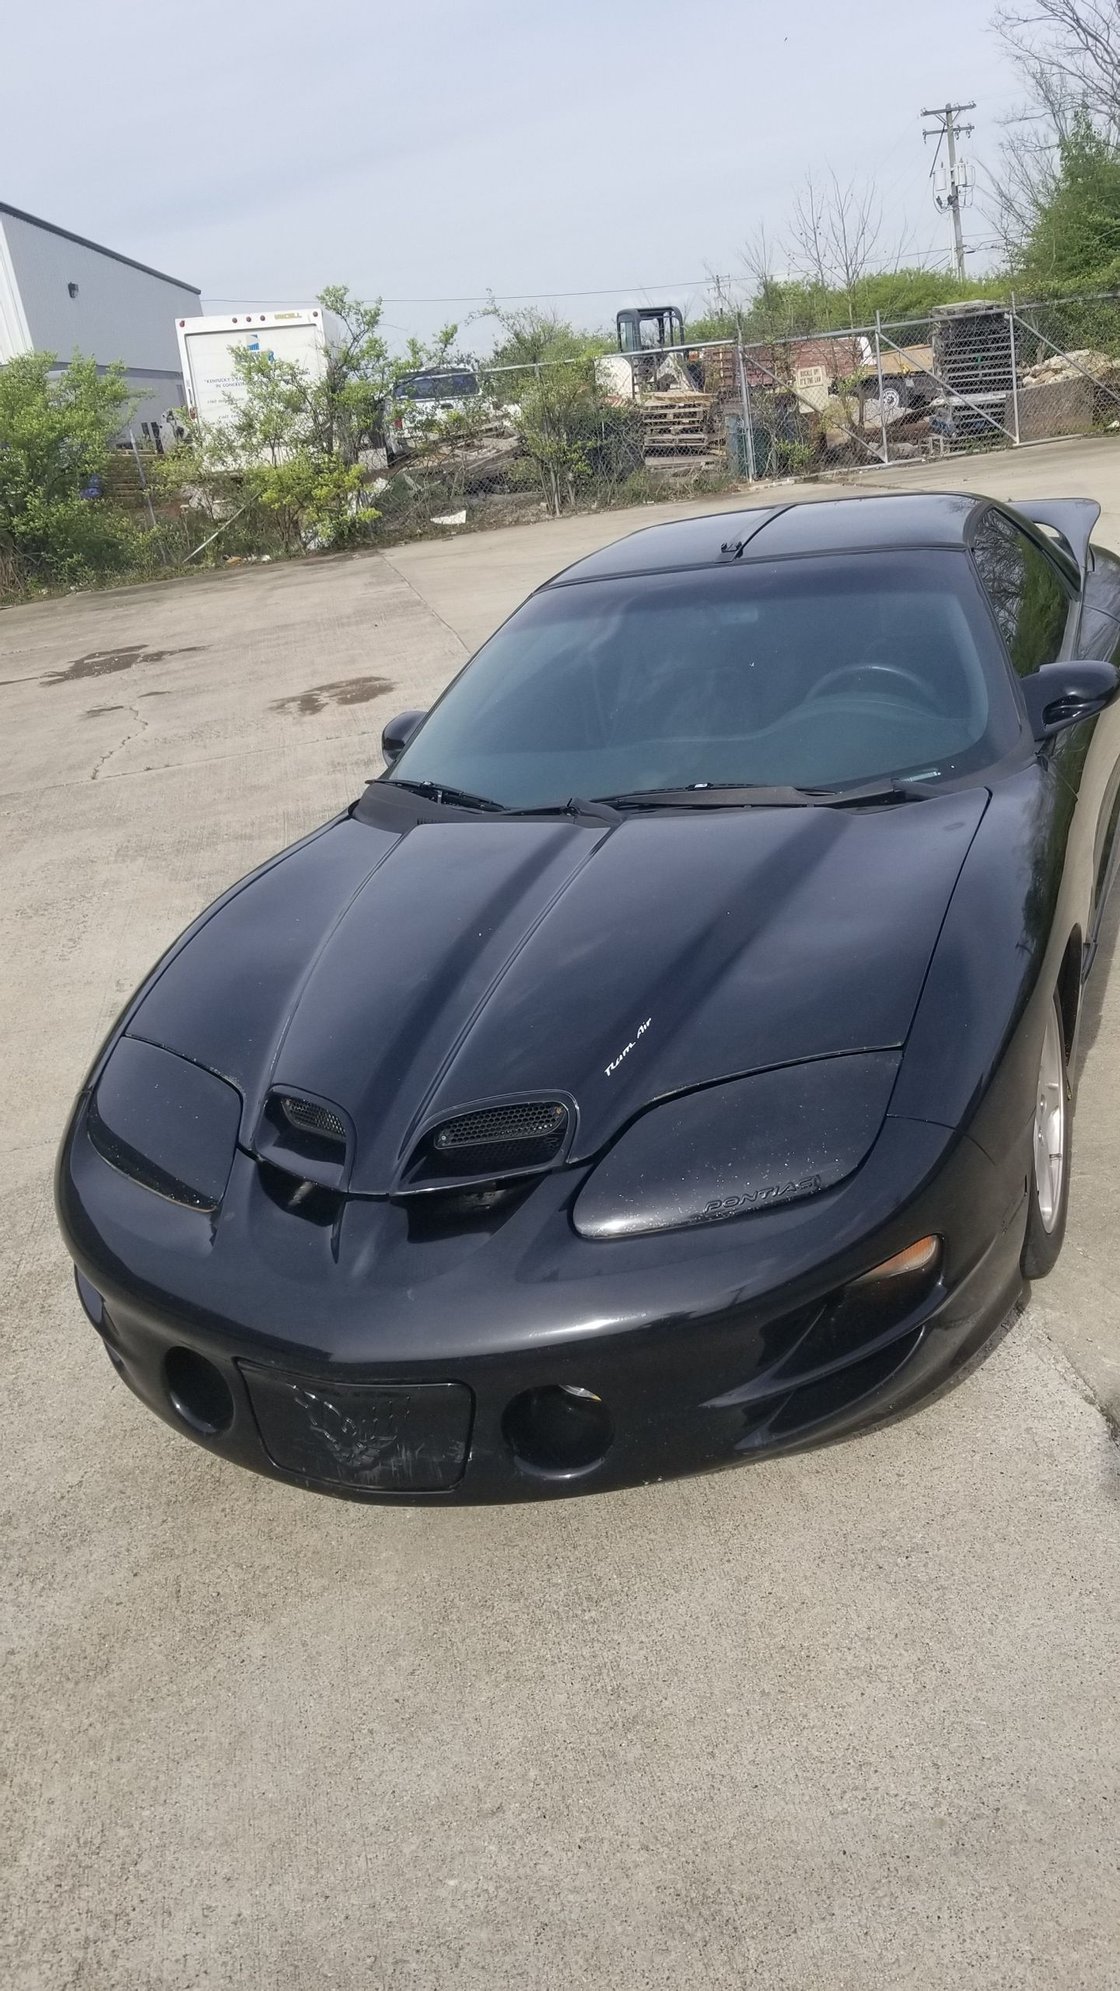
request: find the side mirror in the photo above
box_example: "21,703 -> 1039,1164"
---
1022,661 -> 1120,741
381,709 -> 426,766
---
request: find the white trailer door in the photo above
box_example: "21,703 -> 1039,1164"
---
184,323 -> 326,425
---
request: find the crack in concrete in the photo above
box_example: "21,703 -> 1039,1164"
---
377,552 -> 472,656
90,701 -> 149,782
1036,1315 -> 1120,1442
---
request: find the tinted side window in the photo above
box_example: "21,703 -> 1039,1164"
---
972,510 -> 1071,674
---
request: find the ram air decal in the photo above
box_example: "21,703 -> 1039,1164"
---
604,1016 -> 652,1079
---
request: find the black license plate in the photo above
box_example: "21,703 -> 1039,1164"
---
241,1365 -> 473,1491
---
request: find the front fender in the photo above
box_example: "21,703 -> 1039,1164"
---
890,761 -> 1080,1159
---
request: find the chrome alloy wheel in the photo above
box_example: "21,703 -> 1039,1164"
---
1033,999 -> 1068,1234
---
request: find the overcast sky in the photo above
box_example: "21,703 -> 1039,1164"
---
2,0 -> 1025,348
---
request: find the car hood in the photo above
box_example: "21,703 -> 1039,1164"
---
125,788 -> 987,1192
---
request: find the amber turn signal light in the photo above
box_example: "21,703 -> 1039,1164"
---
848,1236 -> 941,1288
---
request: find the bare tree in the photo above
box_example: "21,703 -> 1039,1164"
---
738,225 -> 796,336
990,89 -> 1073,261
740,224 -> 781,295
992,0 -> 1120,253
785,171 -> 903,324
996,1 -> 1120,132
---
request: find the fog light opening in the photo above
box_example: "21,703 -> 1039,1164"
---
503,1385 -> 613,1478
165,1347 -> 234,1437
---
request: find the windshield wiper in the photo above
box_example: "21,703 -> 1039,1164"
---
509,796 -> 622,826
389,782 -> 620,824
799,777 -> 941,807
596,784 -> 808,809
595,784 -> 831,809
388,777 -> 939,819
389,777 -> 506,812
595,778 -> 939,810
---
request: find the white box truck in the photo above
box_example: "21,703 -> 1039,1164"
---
174,306 -> 343,426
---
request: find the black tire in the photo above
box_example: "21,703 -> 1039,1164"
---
1021,990 -> 1073,1280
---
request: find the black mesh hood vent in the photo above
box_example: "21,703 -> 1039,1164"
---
407,1100 -> 570,1186
434,1102 -> 566,1151
276,1095 -> 346,1146
253,1090 -> 353,1190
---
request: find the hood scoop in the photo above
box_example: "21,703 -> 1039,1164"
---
404,1098 -> 572,1191
253,1090 -> 353,1190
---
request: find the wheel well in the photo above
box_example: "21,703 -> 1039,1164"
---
1057,929 -> 1083,1061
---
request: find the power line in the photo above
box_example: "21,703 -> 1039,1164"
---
203,241 -> 984,320
204,278 -> 733,307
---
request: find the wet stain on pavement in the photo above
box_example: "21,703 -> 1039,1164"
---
271,675 -> 395,717
46,644 -> 205,684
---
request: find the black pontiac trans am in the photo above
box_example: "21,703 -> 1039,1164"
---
57,492 -> 1120,1501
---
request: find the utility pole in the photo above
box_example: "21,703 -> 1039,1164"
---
921,102 -> 976,281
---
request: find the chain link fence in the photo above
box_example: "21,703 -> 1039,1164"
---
103,293 -> 1120,567
361,296 -> 1120,539
368,349 -> 746,543
742,296 -> 1120,469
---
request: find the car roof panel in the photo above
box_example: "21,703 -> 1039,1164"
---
546,492 -> 983,587
747,492 -> 979,555
546,505 -> 787,584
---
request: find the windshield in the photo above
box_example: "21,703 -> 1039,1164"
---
387,551 -> 1021,809
394,371 -> 479,401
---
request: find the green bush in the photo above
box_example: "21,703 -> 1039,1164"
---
1017,124 -> 1120,298
0,352 -> 142,596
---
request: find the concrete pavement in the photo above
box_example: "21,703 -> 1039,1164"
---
3,452 -> 1120,1989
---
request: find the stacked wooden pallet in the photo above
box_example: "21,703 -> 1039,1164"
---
701,347 -> 738,398
641,392 -> 717,455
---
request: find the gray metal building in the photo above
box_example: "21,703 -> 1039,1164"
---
0,202 -> 201,431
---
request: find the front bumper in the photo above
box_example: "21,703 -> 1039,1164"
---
58,1101 -> 1029,1503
